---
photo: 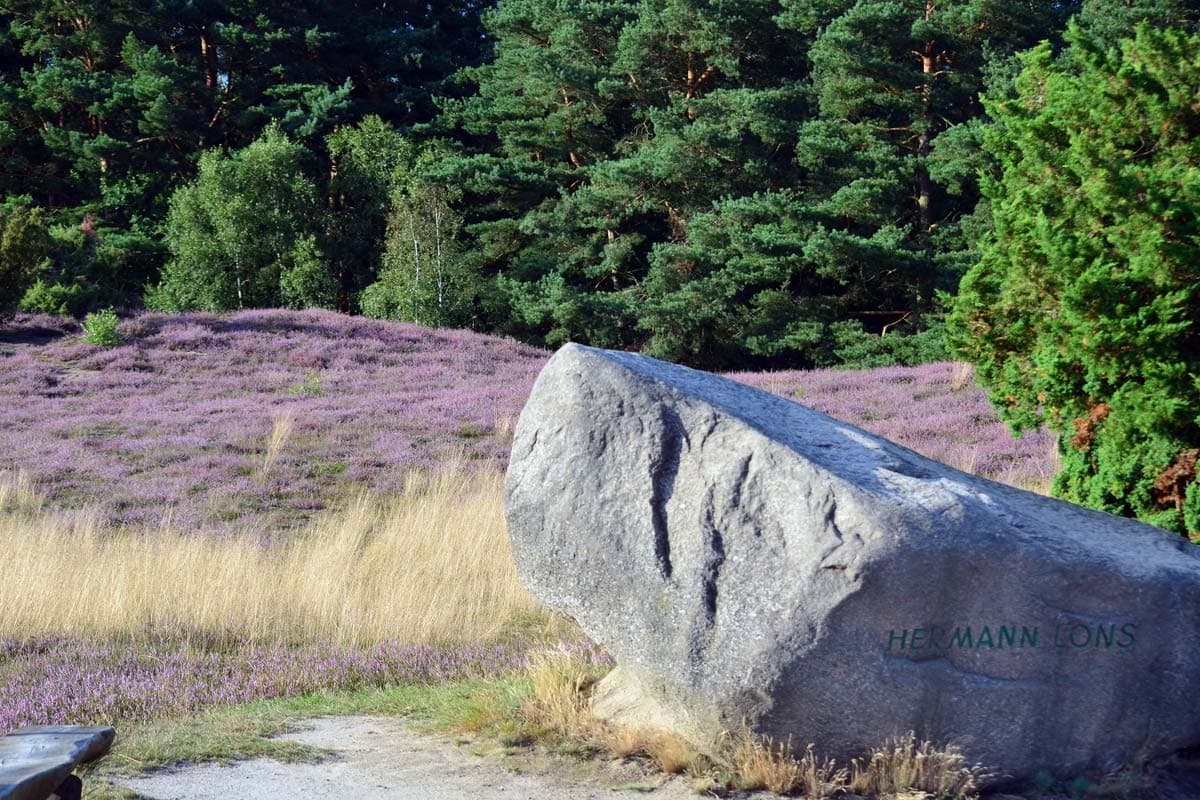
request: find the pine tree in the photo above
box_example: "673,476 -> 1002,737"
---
1077,0 -> 1198,48
792,0 -> 1074,334
435,0 -> 1074,366
437,0 -> 815,355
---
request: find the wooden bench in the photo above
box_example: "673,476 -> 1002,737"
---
0,726 -> 114,800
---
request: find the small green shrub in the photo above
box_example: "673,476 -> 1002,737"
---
82,308 -> 123,347
287,373 -> 323,397
457,424 -> 489,440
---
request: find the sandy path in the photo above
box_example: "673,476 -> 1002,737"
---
120,716 -> 702,800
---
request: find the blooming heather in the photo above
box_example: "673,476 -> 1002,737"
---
0,311 -> 1062,732
0,310 -> 547,534
0,635 -> 611,732
731,363 -> 1059,493
0,310 -> 1058,535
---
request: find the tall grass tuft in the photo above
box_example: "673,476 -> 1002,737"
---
732,735 -> 847,796
848,732 -> 986,798
0,469 -> 556,646
521,645 -> 604,735
0,470 -> 41,514
518,646 -> 702,774
257,410 -> 295,486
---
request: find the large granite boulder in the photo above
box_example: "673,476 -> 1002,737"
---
504,343 -> 1200,783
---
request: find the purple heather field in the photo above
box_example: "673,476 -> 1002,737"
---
0,310 -> 548,534
0,309 -> 1056,533
0,309 -> 1056,732
0,636 -> 610,732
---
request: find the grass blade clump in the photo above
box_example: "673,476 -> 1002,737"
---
849,732 -> 986,798
0,469 -> 558,646
732,735 -> 847,796
256,410 -> 295,486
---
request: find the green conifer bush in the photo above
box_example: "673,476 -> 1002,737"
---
949,24 -> 1200,537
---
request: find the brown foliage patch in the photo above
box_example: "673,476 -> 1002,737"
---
1153,449 -> 1199,512
1070,402 -> 1111,451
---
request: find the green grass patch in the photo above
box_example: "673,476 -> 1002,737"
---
287,373 -> 324,397
80,675 -> 536,796
456,424 -> 490,439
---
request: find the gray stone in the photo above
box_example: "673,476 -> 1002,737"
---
0,726 -> 114,800
504,343 -> 1200,783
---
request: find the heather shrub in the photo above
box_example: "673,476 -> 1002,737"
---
0,635 -> 552,732
81,308 -> 123,347
0,310 -> 550,533
0,309 -> 1058,534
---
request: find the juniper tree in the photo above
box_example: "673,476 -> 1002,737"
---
948,24 -> 1200,537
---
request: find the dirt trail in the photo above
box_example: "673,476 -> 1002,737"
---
119,716 -> 702,800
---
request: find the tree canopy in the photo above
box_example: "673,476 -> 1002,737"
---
8,0 -> 1197,384
428,0 -> 1072,368
0,1 -> 488,312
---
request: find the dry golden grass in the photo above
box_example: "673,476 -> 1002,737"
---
514,645 -> 983,797
732,735 -> 803,793
952,437 -> 1060,497
950,361 -> 975,393
643,731 -> 701,775
0,469 -> 40,514
256,409 -> 295,486
500,628 -> 989,799
849,732 -> 985,798
519,646 -> 702,774
732,735 -> 848,796
600,724 -> 701,775
725,731 -> 983,798
0,468 -> 557,645
521,645 -> 603,735
493,412 -> 519,444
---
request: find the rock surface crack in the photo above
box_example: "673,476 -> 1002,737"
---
649,406 -> 684,580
